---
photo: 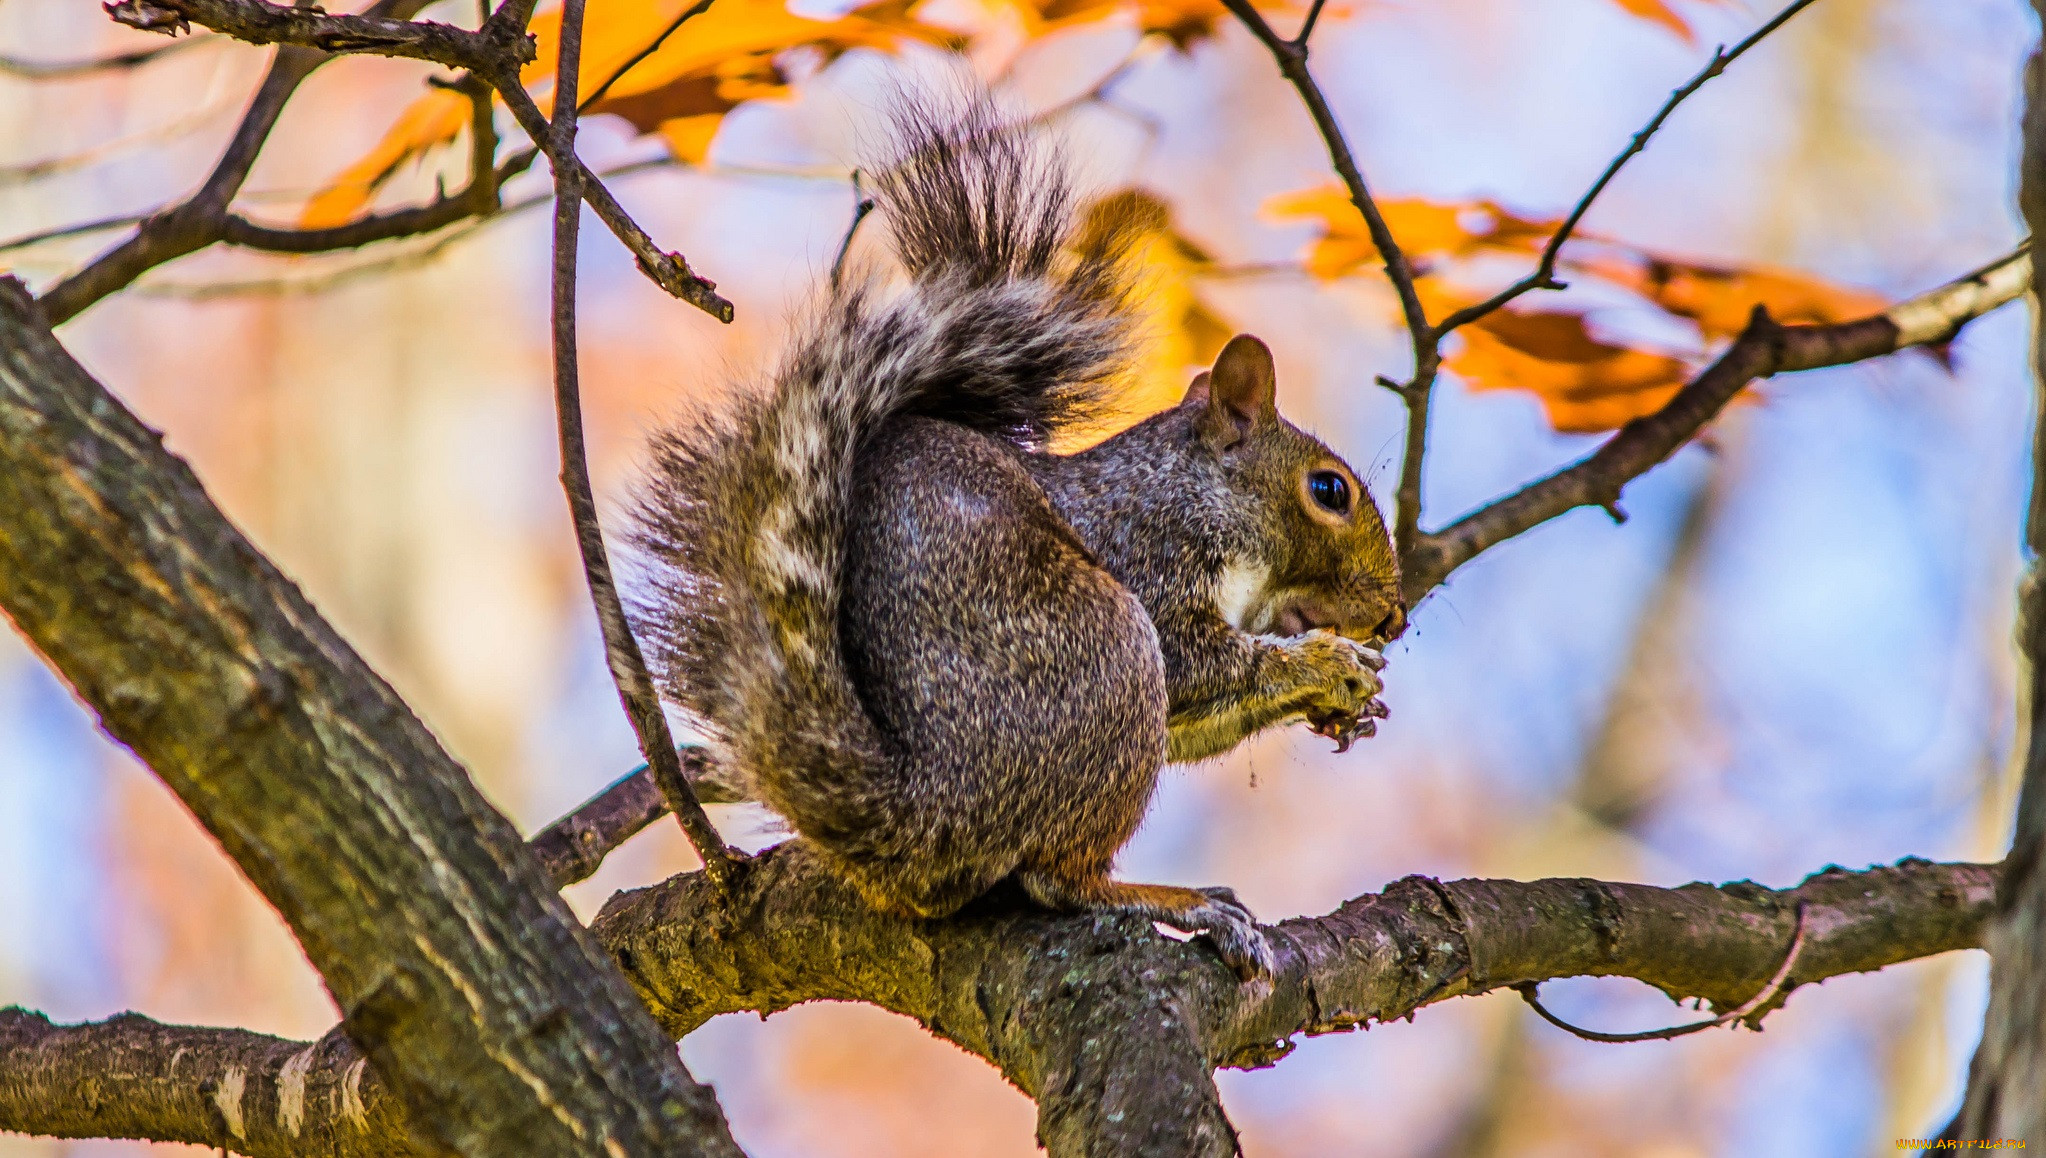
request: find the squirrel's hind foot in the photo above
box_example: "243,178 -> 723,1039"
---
1017,871 -> 1275,983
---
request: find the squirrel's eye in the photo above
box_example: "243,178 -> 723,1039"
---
1307,470 -> 1351,515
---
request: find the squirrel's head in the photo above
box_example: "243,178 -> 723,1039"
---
1183,334 -> 1405,643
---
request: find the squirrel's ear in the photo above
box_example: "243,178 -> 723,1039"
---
1178,371 -> 1212,409
1199,334 -> 1277,448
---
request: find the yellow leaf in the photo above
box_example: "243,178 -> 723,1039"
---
1264,187 -> 1558,279
1054,189 -> 1230,449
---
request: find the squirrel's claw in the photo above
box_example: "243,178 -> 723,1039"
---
1187,886 -> 1275,983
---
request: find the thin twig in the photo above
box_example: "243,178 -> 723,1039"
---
528,750 -> 747,888
1401,246 -> 2030,602
1516,902 -> 1808,1042
0,214 -> 153,255
1432,0 -> 1823,338
1220,0 -> 1438,560
830,172 -> 874,290
1292,0 -> 1329,46
104,0 -> 519,73
577,0 -> 715,114
541,0 -> 739,893
38,0 -> 442,324
0,33 -> 218,79
217,73 -> 513,253
493,76 -> 733,320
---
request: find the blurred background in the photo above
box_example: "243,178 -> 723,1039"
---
0,0 -> 2033,1153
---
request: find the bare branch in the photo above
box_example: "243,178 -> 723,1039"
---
1432,0 -> 1822,337
829,172 -> 875,290
493,76 -> 734,321
529,752 -> 746,889
1515,901 -> 1807,1042
1402,246 -> 2030,603
39,0 -> 456,324
0,277 -> 742,1156
37,44 -> 326,323
216,75 -> 521,254
539,0 -> 740,892
1220,0 -> 1426,350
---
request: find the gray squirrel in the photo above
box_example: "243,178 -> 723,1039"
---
630,99 -> 1403,980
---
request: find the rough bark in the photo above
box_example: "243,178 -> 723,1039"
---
1947,29 -> 2046,1142
7,849 -> 1992,1155
0,277 -> 740,1157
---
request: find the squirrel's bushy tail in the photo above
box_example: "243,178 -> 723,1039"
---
631,98 -> 1143,865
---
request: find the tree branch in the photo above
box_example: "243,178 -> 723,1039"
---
0,33 -> 218,79
103,0 -> 518,72
3,853 -> 1991,1155
0,277 -> 741,1157
1220,0 -> 1437,556
539,0 -> 738,892
41,0 -> 458,324
528,750 -> 746,889
1401,246 -> 2030,603
1430,0 -> 1822,337
493,76 -> 733,320
37,43 -> 325,323
217,74 -> 520,255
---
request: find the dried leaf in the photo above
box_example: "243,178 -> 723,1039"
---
1449,308 -> 1692,434
1611,256 -> 1888,341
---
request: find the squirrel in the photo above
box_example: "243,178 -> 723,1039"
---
630,99 -> 1404,980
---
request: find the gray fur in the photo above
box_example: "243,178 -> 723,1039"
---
631,102 -> 1403,977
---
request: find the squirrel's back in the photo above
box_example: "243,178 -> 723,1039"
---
630,99 -> 1146,885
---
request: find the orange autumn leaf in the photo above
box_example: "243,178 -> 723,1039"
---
301,0 -> 960,227
1264,187 -> 1557,280
1448,308 -> 1691,434
1605,0 -> 1738,43
1603,257 -> 1889,342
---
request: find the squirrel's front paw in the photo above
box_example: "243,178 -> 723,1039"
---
1287,631 -> 1388,753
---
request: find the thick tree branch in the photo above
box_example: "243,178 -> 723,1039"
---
1948,32 -> 2046,1141
1401,246 -> 2030,603
0,278 -> 741,1157
4,853 -> 1990,1155
103,0 -> 518,72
